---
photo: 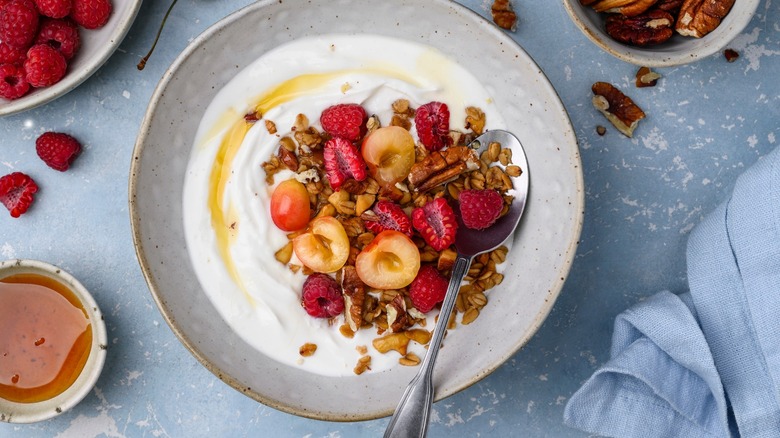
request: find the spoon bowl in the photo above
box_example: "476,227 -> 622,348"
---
385,129 -> 529,437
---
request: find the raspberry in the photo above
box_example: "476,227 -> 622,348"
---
35,17 -> 79,60
323,136 -> 367,191
412,197 -> 457,251
320,103 -> 367,141
408,265 -> 449,313
301,273 -> 344,318
70,0 -> 110,29
0,172 -> 38,218
34,0 -> 70,18
0,0 -> 40,49
414,101 -> 452,151
363,200 -> 412,237
24,43 -> 66,87
458,189 -> 504,230
35,131 -> 82,171
0,62 -> 30,99
0,41 -> 26,65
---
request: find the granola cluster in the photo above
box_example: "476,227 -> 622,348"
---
260,99 -> 519,374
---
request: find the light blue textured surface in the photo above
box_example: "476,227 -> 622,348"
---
1,1 -> 779,436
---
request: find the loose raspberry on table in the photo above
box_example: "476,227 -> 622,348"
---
0,171 -> 38,218
301,273 -> 345,318
0,41 -> 26,65
24,43 -> 66,87
323,136 -> 367,191
35,17 -> 80,60
70,0 -> 110,29
35,131 -> 82,171
363,200 -> 412,237
0,62 -> 30,99
409,265 -> 449,313
458,189 -> 504,230
34,0 -> 71,18
0,0 -> 40,49
320,103 -> 367,141
414,101 -> 452,151
412,197 -> 458,251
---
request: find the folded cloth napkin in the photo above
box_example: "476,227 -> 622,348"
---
563,145 -> 780,438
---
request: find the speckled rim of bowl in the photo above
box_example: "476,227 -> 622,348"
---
0,259 -> 108,424
129,0 -> 584,421
0,0 -> 144,117
562,0 -> 760,67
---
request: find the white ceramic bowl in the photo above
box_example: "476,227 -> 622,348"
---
130,0 -> 584,421
0,0 -> 143,116
562,0 -> 760,66
0,259 -> 107,423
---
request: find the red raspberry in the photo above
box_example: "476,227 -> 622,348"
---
320,103 -> 366,141
323,136 -> 367,191
35,131 -> 82,171
0,0 -> 40,49
70,0 -> 110,29
24,44 -> 66,87
0,41 -> 26,64
458,189 -> 504,230
301,273 -> 344,318
363,200 -> 412,237
34,0 -> 70,18
35,17 -> 79,60
0,62 -> 30,99
0,172 -> 38,218
414,101 -> 452,151
408,265 -> 449,313
412,197 -> 457,251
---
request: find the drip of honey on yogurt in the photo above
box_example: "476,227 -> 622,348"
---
0,273 -> 92,403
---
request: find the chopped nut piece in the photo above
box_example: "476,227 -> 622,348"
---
437,248 -> 458,271
342,266 -> 366,332
354,355 -> 371,375
265,120 -> 277,134
299,343 -> 317,357
676,0 -> 735,38
635,66 -> 661,88
596,125 -> 607,136
591,82 -> 646,138
366,115 -> 381,134
387,295 -> 411,333
465,106 -> 486,134
399,352 -> 421,366
355,194 -> 376,216
278,145 -> 299,171
274,242 -> 294,265
724,48 -> 739,62
244,110 -> 261,122
408,146 -> 480,192
491,0 -> 517,31
356,345 -> 368,355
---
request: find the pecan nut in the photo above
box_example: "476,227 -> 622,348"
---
605,9 -> 675,46
408,146 -> 480,192
341,266 -> 365,332
676,0 -> 735,38
591,82 -> 646,138
655,0 -> 683,13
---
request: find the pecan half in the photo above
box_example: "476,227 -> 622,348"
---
408,146 -> 480,192
676,0 -> 735,38
605,9 -> 675,46
589,0 -> 659,16
341,266 -> 366,332
591,82 -> 646,138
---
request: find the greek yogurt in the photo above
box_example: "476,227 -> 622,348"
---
183,34 -> 506,376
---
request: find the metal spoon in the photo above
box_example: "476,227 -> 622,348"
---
384,129 -> 530,438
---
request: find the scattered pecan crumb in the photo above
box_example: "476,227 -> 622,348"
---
299,343 -> 317,357
354,355 -> 372,375
635,66 -> 661,88
244,110 -> 261,122
265,120 -> 277,134
491,0 -> 517,31
596,125 -> 607,136
724,48 -> 739,62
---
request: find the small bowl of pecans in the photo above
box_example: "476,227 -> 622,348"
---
562,0 -> 760,66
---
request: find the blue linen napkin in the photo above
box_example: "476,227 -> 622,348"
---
563,145 -> 780,438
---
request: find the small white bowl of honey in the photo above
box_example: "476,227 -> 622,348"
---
0,259 -> 107,423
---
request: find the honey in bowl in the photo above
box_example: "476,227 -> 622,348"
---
0,273 -> 92,403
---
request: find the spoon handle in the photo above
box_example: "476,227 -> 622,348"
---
384,254 -> 473,438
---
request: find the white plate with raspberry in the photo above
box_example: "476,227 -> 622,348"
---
0,0 -> 142,116
130,0 -> 584,421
